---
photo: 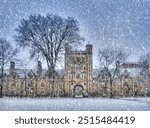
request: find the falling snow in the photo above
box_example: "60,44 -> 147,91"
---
0,97 -> 150,111
0,0 -> 150,110
0,0 -> 150,67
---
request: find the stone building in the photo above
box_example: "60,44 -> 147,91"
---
1,44 -> 150,97
64,44 -> 93,97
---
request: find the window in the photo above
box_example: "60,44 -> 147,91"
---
76,73 -> 80,79
10,90 -> 14,95
76,57 -> 80,63
123,82 -> 130,95
75,64 -> 80,69
59,84 -> 62,87
28,81 -> 33,87
40,90 -> 45,96
134,82 -> 138,87
83,73 -> 86,79
11,83 -> 15,86
77,64 -> 80,69
41,83 -> 44,87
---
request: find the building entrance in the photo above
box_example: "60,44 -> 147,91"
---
74,85 -> 84,97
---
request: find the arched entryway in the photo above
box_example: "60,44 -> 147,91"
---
74,85 -> 84,97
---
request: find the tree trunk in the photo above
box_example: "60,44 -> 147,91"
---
46,59 -> 55,97
25,75 -> 27,97
0,83 -> 3,98
50,67 -> 55,97
109,78 -> 113,98
0,64 -> 4,98
34,77 -> 37,97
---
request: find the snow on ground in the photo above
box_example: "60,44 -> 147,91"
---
0,97 -> 150,111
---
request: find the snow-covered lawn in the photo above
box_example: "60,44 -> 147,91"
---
0,97 -> 150,111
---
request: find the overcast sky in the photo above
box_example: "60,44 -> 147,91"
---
0,0 -> 150,69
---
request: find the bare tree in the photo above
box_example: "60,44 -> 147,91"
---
139,52 -> 150,62
15,14 -> 83,96
98,48 -> 130,98
0,38 -> 17,98
98,48 -> 115,69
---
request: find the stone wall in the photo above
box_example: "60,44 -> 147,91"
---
2,76 -> 150,97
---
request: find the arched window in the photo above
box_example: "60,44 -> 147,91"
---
41,83 -> 45,87
76,73 -> 80,79
123,82 -> 130,95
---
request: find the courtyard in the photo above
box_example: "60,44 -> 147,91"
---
0,97 -> 150,111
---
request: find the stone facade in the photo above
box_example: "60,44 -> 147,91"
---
1,44 -> 150,97
64,44 -> 93,97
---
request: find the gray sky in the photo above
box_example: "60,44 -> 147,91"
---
0,0 -> 150,68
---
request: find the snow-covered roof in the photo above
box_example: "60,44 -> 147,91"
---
120,68 -> 141,77
2,66 -> 147,78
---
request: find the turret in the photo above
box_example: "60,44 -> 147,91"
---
86,44 -> 92,54
9,61 -> 15,76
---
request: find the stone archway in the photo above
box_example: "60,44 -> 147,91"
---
74,85 -> 84,97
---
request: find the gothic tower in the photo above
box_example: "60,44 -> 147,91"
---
64,44 -> 93,97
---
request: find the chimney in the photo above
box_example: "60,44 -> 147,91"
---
36,61 -> 42,77
9,61 -> 15,76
